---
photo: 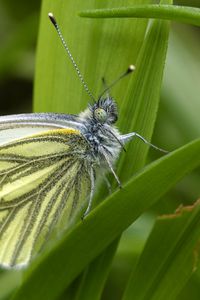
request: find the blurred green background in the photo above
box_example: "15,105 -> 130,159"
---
0,0 -> 200,299
0,0 -> 40,114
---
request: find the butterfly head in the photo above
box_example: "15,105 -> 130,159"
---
91,97 -> 118,125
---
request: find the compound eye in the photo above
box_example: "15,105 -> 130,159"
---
94,108 -> 107,123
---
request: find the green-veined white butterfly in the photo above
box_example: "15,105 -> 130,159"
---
0,13 -> 167,269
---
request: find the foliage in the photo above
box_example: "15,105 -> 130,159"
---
0,0 -> 200,299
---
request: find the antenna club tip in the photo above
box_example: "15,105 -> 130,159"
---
48,12 -> 57,26
127,64 -> 136,73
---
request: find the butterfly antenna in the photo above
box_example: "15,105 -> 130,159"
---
48,12 -> 96,102
99,65 -> 135,99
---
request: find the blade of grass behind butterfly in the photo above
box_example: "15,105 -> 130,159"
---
34,0 -> 151,299
72,2 -> 161,299
67,1 -> 168,299
66,3 -> 171,300
99,7 -> 172,297
100,1 -> 172,298
34,0 -> 153,203
34,0 -> 149,115
115,1 -> 172,297
34,0 -> 170,298
117,0 -> 172,182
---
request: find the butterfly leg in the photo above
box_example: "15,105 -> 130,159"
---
120,132 -> 168,153
82,167 -> 95,219
101,147 -> 122,188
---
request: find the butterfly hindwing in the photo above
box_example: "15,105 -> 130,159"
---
0,128 -> 91,268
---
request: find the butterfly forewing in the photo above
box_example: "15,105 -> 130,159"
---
0,128 -> 91,268
0,113 -> 81,128
0,113 -> 84,146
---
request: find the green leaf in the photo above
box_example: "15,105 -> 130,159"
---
73,1 -> 171,297
15,1 -> 198,300
122,201 -> 200,300
34,0 -> 149,114
117,9 -> 170,181
34,0 -> 149,237
33,1 -> 152,298
12,139 -> 200,300
73,240 -> 119,300
79,4 -> 200,27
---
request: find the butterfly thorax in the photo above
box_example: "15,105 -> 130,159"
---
79,97 -> 122,167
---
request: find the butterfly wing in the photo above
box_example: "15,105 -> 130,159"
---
0,113 -> 86,145
0,128 -> 91,269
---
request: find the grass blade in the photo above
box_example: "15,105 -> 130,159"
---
34,0 -> 149,113
73,240 -> 119,300
11,138 -> 200,300
117,13 -> 170,181
75,2 -> 172,297
123,201 -> 200,300
79,5 -> 200,27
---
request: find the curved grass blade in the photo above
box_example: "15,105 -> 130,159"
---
117,13 -> 171,181
11,138 -> 200,300
73,3 -> 172,297
73,240 -> 118,300
74,0 -> 172,296
123,200 -> 200,300
34,1 -> 152,299
79,5 -> 200,27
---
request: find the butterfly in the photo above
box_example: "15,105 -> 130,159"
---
0,13 -> 167,269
